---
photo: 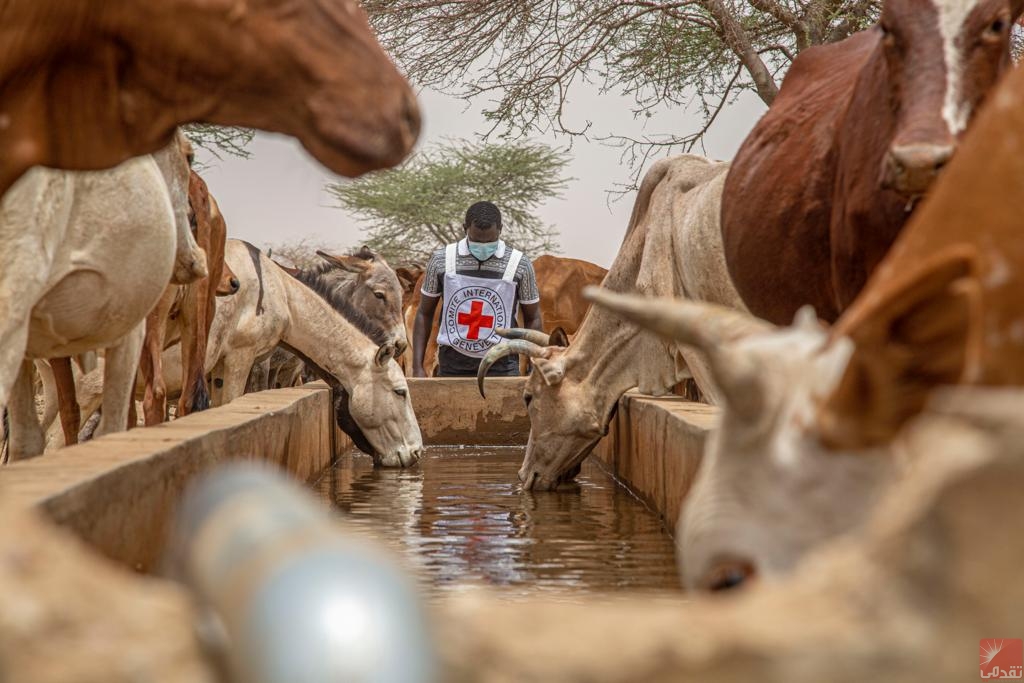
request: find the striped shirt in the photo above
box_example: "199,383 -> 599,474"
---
421,238 -> 540,304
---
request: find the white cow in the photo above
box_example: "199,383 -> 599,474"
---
478,154 -> 745,490
0,133 -> 205,460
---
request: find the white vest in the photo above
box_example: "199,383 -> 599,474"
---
437,242 -> 523,358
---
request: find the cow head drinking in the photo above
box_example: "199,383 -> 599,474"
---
879,0 -> 1022,195
585,248 -> 977,591
478,314 -> 681,491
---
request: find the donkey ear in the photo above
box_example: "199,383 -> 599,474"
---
818,247 -> 981,449
549,327 -> 570,348
317,250 -> 369,273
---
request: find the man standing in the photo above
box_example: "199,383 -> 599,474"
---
412,201 -> 543,377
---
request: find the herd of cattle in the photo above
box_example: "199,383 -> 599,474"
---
1,0 -> 1023,606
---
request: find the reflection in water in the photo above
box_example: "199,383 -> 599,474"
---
313,446 -> 680,599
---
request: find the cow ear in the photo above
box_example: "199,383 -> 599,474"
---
354,246 -> 377,262
817,248 -> 982,449
549,327 -> 570,348
395,267 -> 419,293
534,357 -> 565,386
374,344 -> 396,367
317,250 -> 369,273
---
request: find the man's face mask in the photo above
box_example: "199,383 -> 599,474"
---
468,240 -> 499,261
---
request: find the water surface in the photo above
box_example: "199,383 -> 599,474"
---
313,446 -> 680,599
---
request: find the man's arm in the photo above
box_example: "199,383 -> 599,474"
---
412,295 -> 440,378
520,301 -> 543,332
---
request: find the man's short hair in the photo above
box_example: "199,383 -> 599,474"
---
464,201 -> 502,230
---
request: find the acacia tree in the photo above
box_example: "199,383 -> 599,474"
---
326,140 -> 569,264
363,1 -> 880,167
183,124 -> 254,163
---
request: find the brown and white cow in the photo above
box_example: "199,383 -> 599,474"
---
0,0 -> 419,195
586,51 -> 1024,591
138,171 -> 240,427
722,0 -> 1022,325
479,156 -> 743,490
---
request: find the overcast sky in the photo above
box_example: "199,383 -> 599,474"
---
196,84 -> 767,269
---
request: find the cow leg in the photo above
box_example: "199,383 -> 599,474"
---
96,325 -> 145,439
245,355 -> 271,394
140,289 -> 174,426
1,408 -> 8,464
36,359 -> 59,435
212,352 -> 256,407
50,357 -> 81,445
128,397 -> 138,430
7,360 -> 45,461
178,287 -> 212,417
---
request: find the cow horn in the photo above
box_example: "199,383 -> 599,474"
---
583,287 -> 773,418
496,328 -> 551,346
477,341 -> 551,398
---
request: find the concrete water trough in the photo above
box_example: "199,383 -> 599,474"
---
2,378 -> 1019,682
1,378 -> 710,575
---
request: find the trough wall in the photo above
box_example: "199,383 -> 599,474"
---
3,383 -> 341,572
592,393 -> 716,534
3,377 -> 712,570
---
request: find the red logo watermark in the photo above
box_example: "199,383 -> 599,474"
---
980,639 -> 1023,679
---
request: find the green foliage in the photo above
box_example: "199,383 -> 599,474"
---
363,1 -> 881,168
183,125 -> 254,165
326,140 -> 569,264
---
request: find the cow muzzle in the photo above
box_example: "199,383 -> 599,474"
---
518,462 -> 582,491
883,142 -> 954,197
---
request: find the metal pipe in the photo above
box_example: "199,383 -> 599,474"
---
166,464 -> 436,683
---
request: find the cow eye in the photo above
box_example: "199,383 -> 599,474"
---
989,18 -> 1005,34
704,561 -> 756,593
879,22 -> 897,48
394,388 -> 407,398
524,393 -> 533,408
374,291 -> 386,301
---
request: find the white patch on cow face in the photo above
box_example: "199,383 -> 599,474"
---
936,0 -> 985,134
678,320 -> 895,591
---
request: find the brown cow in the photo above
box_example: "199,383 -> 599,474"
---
586,53 -> 1024,590
138,171 -> 240,427
0,0 -> 419,195
531,255 -> 609,338
400,255 -> 607,376
722,0 -> 1022,325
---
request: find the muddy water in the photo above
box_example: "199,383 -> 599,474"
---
313,446 -> 680,599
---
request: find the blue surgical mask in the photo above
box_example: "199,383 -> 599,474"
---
468,240 -> 499,261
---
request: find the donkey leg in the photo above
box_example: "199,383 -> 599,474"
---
8,360 -> 45,461
96,325 -> 145,438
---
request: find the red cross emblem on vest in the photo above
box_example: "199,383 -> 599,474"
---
457,300 -> 495,340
